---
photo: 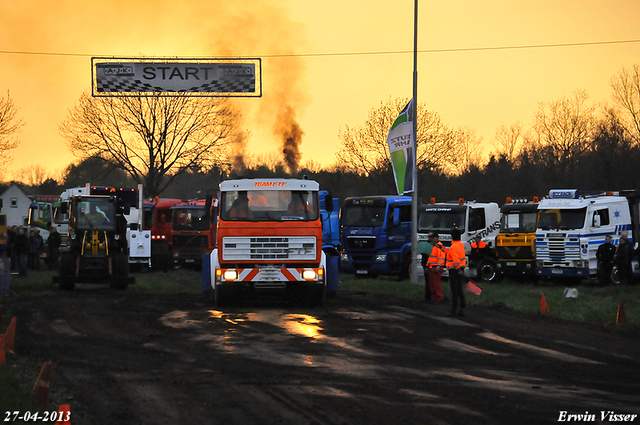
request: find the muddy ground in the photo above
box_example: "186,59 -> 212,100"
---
11,287 -> 640,425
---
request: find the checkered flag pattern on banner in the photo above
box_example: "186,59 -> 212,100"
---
97,77 -> 255,93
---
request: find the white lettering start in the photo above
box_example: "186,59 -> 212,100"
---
557,411 -> 638,422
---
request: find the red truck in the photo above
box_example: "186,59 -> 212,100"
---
143,197 -> 182,271
170,198 -> 217,268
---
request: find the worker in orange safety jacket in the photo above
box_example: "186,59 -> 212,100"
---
446,228 -> 467,317
469,235 -> 488,277
426,231 -> 445,301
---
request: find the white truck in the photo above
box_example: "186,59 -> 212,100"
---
417,199 -> 501,280
28,186 -> 87,244
534,189 -> 638,281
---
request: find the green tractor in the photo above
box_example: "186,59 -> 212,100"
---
54,194 -> 135,290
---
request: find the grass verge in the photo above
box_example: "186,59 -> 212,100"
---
339,274 -> 639,329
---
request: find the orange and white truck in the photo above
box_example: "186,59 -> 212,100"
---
206,178 -> 326,307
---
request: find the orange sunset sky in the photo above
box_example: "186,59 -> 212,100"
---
1,0 -> 640,179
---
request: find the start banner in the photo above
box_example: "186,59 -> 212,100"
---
92,58 -> 261,97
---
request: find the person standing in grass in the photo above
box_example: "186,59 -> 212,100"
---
596,235 -> 616,286
614,232 -> 633,285
446,228 -> 467,317
426,232 -> 445,302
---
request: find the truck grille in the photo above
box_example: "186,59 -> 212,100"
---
536,238 -> 581,264
222,236 -> 317,261
174,234 -> 208,248
496,245 -> 532,260
346,236 -> 376,250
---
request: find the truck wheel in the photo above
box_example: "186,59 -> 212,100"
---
59,252 -> 76,291
151,241 -> 171,272
309,285 -> 326,307
478,259 -> 499,282
611,266 -> 620,284
214,284 -> 229,307
399,257 -> 411,281
112,254 -> 130,290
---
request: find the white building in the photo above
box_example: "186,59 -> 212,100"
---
0,184 -> 32,227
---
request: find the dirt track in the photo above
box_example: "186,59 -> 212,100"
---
13,288 -> 640,425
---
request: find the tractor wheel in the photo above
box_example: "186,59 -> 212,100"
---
59,252 -> 76,291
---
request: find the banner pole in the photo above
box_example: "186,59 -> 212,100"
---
410,0 -> 419,285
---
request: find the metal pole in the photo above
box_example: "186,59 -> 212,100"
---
410,0 -> 419,285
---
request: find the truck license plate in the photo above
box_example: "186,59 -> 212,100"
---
551,269 -> 563,275
186,259 -> 195,263
506,262 -> 516,267
356,270 -> 368,275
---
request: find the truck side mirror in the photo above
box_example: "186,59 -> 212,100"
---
593,214 -> 601,228
202,193 -> 213,222
325,196 -> 334,212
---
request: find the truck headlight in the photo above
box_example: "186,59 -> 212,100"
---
536,260 -> 544,267
340,252 -> 349,262
302,270 -> 317,280
374,254 -> 387,262
223,270 -> 238,281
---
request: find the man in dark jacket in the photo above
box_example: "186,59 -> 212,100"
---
47,227 -> 62,270
614,233 -> 633,285
596,235 -> 616,286
14,226 -> 29,277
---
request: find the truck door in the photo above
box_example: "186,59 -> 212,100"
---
468,207 -> 486,237
387,204 -> 412,265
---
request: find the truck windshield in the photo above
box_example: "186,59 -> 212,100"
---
500,210 -> 538,233
537,208 -> 587,230
77,199 -> 115,231
28,204 -> 50,230
342,200 -> 386,228
418,207 -> 466,231
173,208 -> 210,231
220,190 -> 319,222
53,203 -> 68,225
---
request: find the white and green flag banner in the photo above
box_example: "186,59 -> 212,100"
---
386,99 -> 414,195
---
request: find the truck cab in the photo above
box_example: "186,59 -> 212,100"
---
207,178 -> 325,307
535,189 -> 633,279
170,199 -> 217,268
340,195 -> 412,278
143,197 -> 182,270
495,198 -> 539,278
417,199 -> 501,281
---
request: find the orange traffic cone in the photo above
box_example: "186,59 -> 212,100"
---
32,361 -> 52,410
4,317 -> 16,353
616,300 -> 627,325
0,334 -> 5,364
56,405 -> 71,425
540,293 -> 550,314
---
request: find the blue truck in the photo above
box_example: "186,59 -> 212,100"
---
319,190 -> 340,296
339,195 -> 412,278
